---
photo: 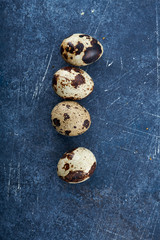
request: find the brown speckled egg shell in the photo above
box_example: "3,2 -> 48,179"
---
51,101 -> 91,136
57,147 -> 97,183
60,33 -> 103,66
52,66 -> 94,100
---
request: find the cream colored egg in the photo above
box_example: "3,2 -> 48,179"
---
60,33 -> 103,66
51,101 -> 91,136
57,147 -> 97,183
52,66 -> 94,100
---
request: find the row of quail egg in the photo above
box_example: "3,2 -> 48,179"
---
51,34 -> 103,184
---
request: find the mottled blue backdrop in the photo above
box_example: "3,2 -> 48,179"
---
0,0 -> 160,239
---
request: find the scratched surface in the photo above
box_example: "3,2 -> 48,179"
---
0,0 -> 160,239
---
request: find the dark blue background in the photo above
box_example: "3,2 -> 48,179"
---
1,0 -> 160,239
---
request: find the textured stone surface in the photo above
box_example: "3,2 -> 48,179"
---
0,0 -> 160,239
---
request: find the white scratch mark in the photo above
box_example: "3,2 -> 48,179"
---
123,130 -> 144,138
41,48 -> 54,83
146,67 -> 157,76
106,61 -> 113,67
109,137 -> 113,142
153,140 -> 158,158
158,138 -> 160,153
119,146 -> 134,153
17,162 -> 21,190
106,97 -> 121,109
32,48 -> 54,99
45,54 -> 48,61
81,11 -> 85,15
99,117 -> 105,121
143,111 -> 160,119
146,137 -> 156,161
140,202 -> 158,240
107,120 -> 159,138
87,98 -> 95,104
127,116 -> 138,126
104,86 -> 120,95
91,9 -> 95,13
151,210 -> 159,240
153,137 -> 160,158
32,83 -> 39,100
125,174 -> 132,185
7,163 -> 12,201
120,57 -> 123,70
94,0 -> 110,35
106,59 -> 109,67
104,229 -> 127,239
156,2 -> 160,93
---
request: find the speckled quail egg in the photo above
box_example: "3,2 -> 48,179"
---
52,66 -> 94,100
57,147 -> 97,183
51,101 -> 91,136
60,33 -> 103,66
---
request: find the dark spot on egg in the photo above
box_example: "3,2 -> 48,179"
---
82,38 -> 102,64
53,118 -> 60,126
91,38 -> 97,45
66,47 -> 69,52
61,150 -> 75,160
68,42 -> 74,53
91,86 -> 94,91
65,130 -> 71,135
88,162 -> 96,176
66,97 -> 75,100
64,113 -> 70,120
75,41 -> 84,55
67,153 -> 74,160
74,126 -> 77,128
63,170 -> 86,182
71,74 -> 85,88
83,119 -> 90,128
79,34 -> 91,39
60,46 -> 64,54
62,66 -> 72,72
52,74 -> 59,86
62,163 -> 70,171
73,67 -> 81,73
66,105 -> 70,109
63,53 -> 68,59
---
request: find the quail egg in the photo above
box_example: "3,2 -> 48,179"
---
51,101 -> 91,136
57,147 -> 97,183
60,33 -> 103,66
52,66 -> 94,100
